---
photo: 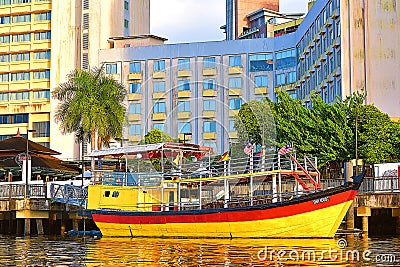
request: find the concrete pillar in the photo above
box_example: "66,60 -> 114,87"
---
392,208 -> 400,236
24,218 -> 30,236
72,219 -> 79,231
16,218 -> 22,235
357,206 -> 371,237
36,219 -> 44,235
61,212 -> 67,237
362,216 -> 368,236
346,202 -> 355,230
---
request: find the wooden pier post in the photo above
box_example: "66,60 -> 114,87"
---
36,219 -> 44,235
24,218 -> 30,236
357,206 -> 371,237
346,202 -> 355,230
362,216 -> 368,236
72,218 -> 79,231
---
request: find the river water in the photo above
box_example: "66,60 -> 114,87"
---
0,235 -> 399,266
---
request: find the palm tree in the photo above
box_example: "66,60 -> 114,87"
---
52,67 -> 127,169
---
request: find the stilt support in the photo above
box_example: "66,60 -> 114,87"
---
24,218 -> 30,236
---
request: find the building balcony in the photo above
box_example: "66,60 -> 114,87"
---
10,62 -> 30,72
178,90 -> 191,98
10,81 -> 29,91
333,67 -> 341,77
228,66 -> 242,75
254,87 -> 267,95
31,80 -> 50,90
9,23 -> 31,33
129,135 -> 141,143
10,4 -> 31,13
31,21 -> 51,32
229,110 -> 239,117
177,70 -> 192,77
152,112 -> 166,121
128,93 -> 141,101
153,71 -> 166,79
203,89 -> 216,97
331,8 -> 339,19
128,114 -> 141,121
0,83 -> 9,90
228,88 -> 241,96
128,72 -> 142,80
32,2 -> 52,12
202,110 -> 215,118
177,112 -> 191,119
31,41 -> 51,50
203,132 -> 216,140
325,18 -> 333,28
0,7 -> 11,17
229,132 -> 238,139
178,133 -> 192,142
10,43 -> 31,52
203,68 -> 216,76
332,37 -> 341,48
31,96 -> 50,104
152,92 -> 166,99
32,60 -> 51,69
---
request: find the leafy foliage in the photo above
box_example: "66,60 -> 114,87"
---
233,88 -> 400,167
53,67 -> 126,150
140,129 -> 175,144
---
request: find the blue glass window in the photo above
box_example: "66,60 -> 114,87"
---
178,122 -> 191,133
154,60 -> 166,71
154,102 -> 166,113
203,100 -> 216,111
129,124 -> 141,135
178,101 -> 190,112
129,62 -> 141,73
249,54 -> 273,72
129,103 -> 141,114
204,121 -> 216,132
229,98 -> 242,110
129,82 -> 141,93
255,76 -> 268,87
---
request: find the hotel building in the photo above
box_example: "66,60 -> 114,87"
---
0,0 -> 149,160
99,0 -> 400,155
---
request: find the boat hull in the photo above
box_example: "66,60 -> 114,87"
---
91,188 -> 357,238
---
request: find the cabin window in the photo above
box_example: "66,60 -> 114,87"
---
104,191 -> 110,197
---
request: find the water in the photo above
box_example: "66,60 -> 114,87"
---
0,235 -> 399,266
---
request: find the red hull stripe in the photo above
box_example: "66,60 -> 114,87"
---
92,190 -> 357,225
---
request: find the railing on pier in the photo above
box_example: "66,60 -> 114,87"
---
50,183 -> 88,207
0,183 -> 46,199
321,176 -> 400,193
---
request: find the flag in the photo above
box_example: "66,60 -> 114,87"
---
278,142 -> 294,155
217,151 -> 229,162
243,143 -> 253,155
173,151 -> 183,165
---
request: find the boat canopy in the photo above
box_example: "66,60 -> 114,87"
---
86,142 -> 213,160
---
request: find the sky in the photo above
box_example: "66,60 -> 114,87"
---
150,0 -> 309,43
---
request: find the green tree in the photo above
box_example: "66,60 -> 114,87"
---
140,128 -> 175,144
356,105 -> 400,163
53,67 -> 127,153
139,129 -> 176,171
234,99 -> 276,158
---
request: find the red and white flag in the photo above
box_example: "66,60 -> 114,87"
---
278,142 -> 294,155
243,143 -> 253,155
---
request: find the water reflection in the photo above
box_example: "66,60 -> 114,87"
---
0,235 -> 399,266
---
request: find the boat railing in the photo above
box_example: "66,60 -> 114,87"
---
92,170 -> 162,187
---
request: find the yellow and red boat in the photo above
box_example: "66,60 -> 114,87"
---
85,142 -> 364,238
